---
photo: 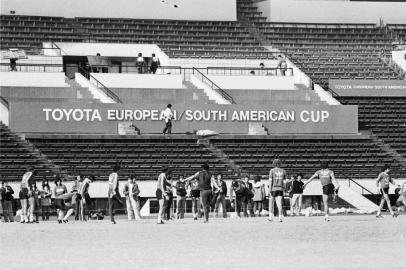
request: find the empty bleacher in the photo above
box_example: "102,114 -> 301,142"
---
0,15 -> 274,59
339,96 -> 406,157
388,24 -> 406,42
210,136 -> 403,179
0,122 -> 54,181
27,136 -> 229,182
237,0 -> 402,89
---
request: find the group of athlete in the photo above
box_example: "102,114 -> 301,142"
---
6,159 -> 405,224
153,159 -> 405,224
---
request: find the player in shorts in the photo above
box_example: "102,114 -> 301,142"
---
376,165 -> 398,218
304,161 -> 340,222
394,183 -> 406,214
268,159 -> 287,222
188,178 -> 202,220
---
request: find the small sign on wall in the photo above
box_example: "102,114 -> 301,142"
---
118,121 -> 139,135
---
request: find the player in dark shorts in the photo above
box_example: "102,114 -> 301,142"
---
185,163 -> 219,223
395,183 -> 406,214
304,161 -> 340,222
188,176 -> 202,220
376,165 -> 398,218
230,178 -> 245,218
268,159 -> 287,222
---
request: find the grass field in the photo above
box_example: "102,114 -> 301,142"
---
1,214 -> 405,270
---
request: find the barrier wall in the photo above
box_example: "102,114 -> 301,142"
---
51,43 -> 170,66
0,87 -> 76,99
256,0 -> 406,24
392,50 -> 406,72
329,80 -> 406,97
0,72 -> 66,87
208,75 -> 295,90
9,102 -> 358,134
0,0 -> 236,21
91,74 -> 184,89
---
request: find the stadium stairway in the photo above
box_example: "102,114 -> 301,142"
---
0,122 -> 66,181
337,184 -> 377,212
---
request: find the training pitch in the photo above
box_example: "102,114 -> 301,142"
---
1,214 -> 405,270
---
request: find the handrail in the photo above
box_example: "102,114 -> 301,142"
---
342,173 -> 374,195
327,86 -> 341,98
192,67 -> 235,104
77,66 -> 122,103
206,66 -> 294,76
0,96 -> 9,109
0,63 -> 63,72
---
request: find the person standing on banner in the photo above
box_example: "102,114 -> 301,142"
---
123,175 -> 141,221
162,104 -> 174,134
108,163 -> 123,224
185,164 -> 219,223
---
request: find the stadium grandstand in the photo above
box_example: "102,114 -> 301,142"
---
1,0 -> 406,216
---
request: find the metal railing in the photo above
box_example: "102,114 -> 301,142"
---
77,65 -> 123,104
205,66 -> 294,76
0,63 -> 63,72
0,96 -> 9,109
192,67 -> 235,104
342,173 -> 374,195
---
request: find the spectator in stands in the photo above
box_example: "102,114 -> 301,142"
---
9,58 -> 17,71
1,181 -> 14,222
252,175 -> 266,217
184,164 -> 218,223
79,175 -> 94,221
213,173 -> 228,218
136,53 -> 146,74
290,174 -> 304,216
259,63 -> 268,76
173,175 -> 187,219
123,175 -> 141,221
53,177 -> 68,223
268,159 -> 287,222
277,55 -> 288,76
250,70 -> 255,76
156,166 -> 171,224
40,180 -> 52,221
108,163 -> 123,224
150,53 -> 160,74
162,104 -> 174,134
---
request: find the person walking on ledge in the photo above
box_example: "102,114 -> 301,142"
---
162,104 -> 174,134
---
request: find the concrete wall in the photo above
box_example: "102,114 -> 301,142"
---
0,72 -> 66,87
0,0 -> 236,21
208,75 -> 295,90
256,0 -> 406,24
91,74 -> 184,89
392,50 -> 406,73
